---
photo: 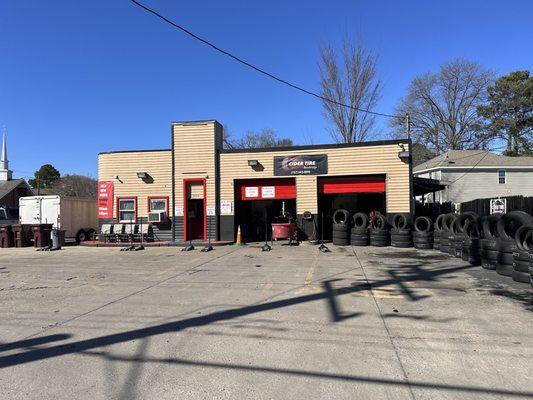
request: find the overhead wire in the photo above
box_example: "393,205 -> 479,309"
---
128,0 -> 404,122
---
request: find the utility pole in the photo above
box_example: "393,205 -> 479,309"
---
405,113 -> 411,140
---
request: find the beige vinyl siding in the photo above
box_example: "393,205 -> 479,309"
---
219,143 -> 410,214
98,150 -> 172,218
172,122 -> 220,209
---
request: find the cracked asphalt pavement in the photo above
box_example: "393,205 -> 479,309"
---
0,244 -> 532,399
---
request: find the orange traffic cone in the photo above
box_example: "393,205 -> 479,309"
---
235,225 -> 244,246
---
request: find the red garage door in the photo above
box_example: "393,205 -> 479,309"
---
235,178 -> 296,201
318,175 -> 385,194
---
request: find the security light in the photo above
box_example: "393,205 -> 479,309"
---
247,160 -> 259,167
136,172 -> 148,179
398,150 -> 410,160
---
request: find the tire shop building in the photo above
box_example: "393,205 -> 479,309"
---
98,120 -> 412,243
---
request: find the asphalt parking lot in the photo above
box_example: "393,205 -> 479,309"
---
0,244 -> 532,399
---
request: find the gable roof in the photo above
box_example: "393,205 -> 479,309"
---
414,150 -> 533,172
0,178 -> 33,201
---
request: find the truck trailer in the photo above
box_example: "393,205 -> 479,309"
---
19,195 -> 98,243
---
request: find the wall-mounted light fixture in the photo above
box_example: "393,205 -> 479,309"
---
247,160 -> 259,167
136,172 -> 148,179
397,144 -> 410,161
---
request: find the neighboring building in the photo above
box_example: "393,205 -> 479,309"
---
0,130 -> 34,208
98,120 -> 413,242
413,150 -> 533,204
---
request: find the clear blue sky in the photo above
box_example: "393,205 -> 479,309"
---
1,0 -> 532,179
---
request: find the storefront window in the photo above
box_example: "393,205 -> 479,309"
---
149,198 -> 167,212
118,198 -> 136,222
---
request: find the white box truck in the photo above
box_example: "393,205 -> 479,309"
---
19,195 -> 98,243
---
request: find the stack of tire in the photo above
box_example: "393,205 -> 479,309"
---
495,211 -> 533,277
433,214 -> 445,250
351,212 -> 370,246
332,209 -> 351,246
451,212 -> 479,259
413,216 -> 433,250
480,213 -> 501,270
462,218 -> 482,265
390,214 -> 412,248
439,214 -> 457,255
369,214 -> 389,247
513,225 -> 533,284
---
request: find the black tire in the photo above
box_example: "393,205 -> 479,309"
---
512,270 -> 530,284
370,214 -> 387,230
463,219 -> 481,239
497,211 -> 533,242
391,228 -> 411,235
453,212 -> 478,235
333,223 -> 350,232
86,228 -> 96,241
333,209 -> 351,225
515,225 -> 533,251
413,230 -> 431,238
442,213 -> 457,232
351,234 -> 369,241
351,239 -> 369,247
513,259 -> 531,273
414,243 -> 433,250
481,238 -> 499,251
370,228 -> 388,237
414,216 -> 433,233
432,243 -> 440,250
392,214 -> 409,230
333,231 -> 350,240
484,249 -> 499,261
482,260 -> 497,270
332,237 -> 350,246
391,241 -> 412,248
370,238 -> 389,247
351,227 -> 369,236
524,230 -> 533,252
75,229 -> 87,244
352,213 -> 369,229
413,238 -> 433,245
498,252 -> 514,265
468,257 -> 481,266
482,213 -> 502,239
513,250 -> 531,262
496,263 -> 513,277
497,239 -> 516,254
435,214 -> 446,231
439,245 -> 450,253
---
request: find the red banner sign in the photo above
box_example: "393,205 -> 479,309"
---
98,181 -> 114,219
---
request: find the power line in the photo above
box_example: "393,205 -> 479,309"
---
128,0 -> 403,121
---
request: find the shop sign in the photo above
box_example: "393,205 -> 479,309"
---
261,186 -> 275,198
97,181 -> 114,219
245,187 -> 259,198
206,205 -> 216,216
490,198 -> 506,214
220,200 -> 232,214
274,154 -> 327,176
175,205 -> 184,216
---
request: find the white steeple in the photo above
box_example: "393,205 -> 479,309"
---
0,127 -> 13,181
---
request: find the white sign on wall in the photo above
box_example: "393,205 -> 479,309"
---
245,187 -> 259,198
261,186 -> 275,198
490,198 -> 506,214
220,200 -> 233,214
206,205 -> 216,216
174,205 -> 184,216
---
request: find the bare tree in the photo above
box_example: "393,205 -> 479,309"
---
223,126 -> 293,149
319,41 -> 382,143
50,174 -> 97,199
391,59 -> 493,153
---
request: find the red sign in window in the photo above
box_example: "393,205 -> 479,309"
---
98,181 -> 114,219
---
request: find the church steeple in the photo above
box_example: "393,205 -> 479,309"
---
0,127 -> 13,181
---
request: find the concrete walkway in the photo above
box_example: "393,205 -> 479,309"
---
0,244 -> 531,399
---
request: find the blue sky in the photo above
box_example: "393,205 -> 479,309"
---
1,0 -> 532,179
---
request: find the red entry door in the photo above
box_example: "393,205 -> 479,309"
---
184,179 -> 206,241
